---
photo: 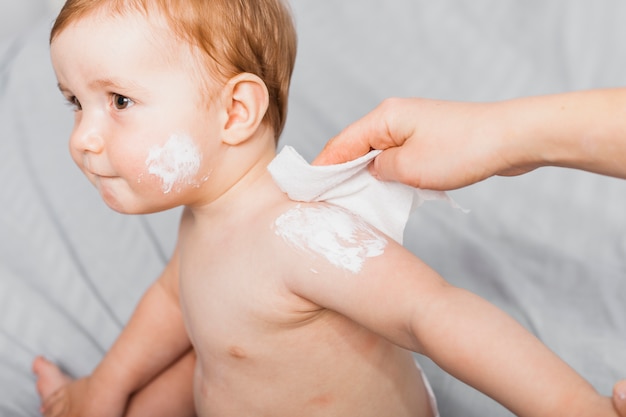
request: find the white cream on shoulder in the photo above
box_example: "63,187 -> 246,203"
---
274,204 -> 387,274
268,146 -> 465,245
268,146 -> 465,275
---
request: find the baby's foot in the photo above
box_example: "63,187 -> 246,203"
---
32,356 -> 73,402
32,357 -> 127,417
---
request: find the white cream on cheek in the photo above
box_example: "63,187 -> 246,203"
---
145,134 -> 202,193
274,204 -> 387,274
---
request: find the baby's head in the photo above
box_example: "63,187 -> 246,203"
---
49,0 -> 297,214
50,0 -> 297,140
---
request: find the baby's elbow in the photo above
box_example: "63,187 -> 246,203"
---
407,281 -> 458,355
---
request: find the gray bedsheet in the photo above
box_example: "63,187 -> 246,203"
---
1,2 -> 625,416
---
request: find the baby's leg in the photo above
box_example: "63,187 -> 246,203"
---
126,350 -> 196,417
33,351 -> 196,417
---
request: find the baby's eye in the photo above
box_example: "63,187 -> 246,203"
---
112,93 -> 134,110
65,95 -> 82,111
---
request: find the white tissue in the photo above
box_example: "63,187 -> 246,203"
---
268,146 -> 463,244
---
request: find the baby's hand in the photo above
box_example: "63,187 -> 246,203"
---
614,380 -> 626,417
33,356 -> 127,417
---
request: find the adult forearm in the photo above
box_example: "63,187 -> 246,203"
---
500,88 -> 626,179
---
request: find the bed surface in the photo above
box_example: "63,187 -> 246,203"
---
1,2 -> 625,416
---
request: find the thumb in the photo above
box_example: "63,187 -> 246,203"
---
370,147 -> 420,188
613,380 -> 626,417
313,130 -> 372,166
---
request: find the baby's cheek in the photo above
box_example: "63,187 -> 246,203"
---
143,133 -> 204,194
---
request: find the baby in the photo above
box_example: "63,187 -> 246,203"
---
33,0 -> 619,416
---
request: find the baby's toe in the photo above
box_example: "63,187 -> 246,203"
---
32,356 -> 73,400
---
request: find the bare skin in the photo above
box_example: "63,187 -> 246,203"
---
33,168 -> 620,417
34,9 -> 623,417
615,381 -> 626,416
314,91 -> 626,409
314,90 -> 626,189
33,358 -> 72,401
176,178 -> 436,417
33,353 -> 196,417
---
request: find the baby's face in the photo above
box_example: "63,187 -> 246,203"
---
50,12 -> 224,214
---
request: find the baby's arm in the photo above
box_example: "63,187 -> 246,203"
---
38,246 -> 193,417
283,220 -> 615,417
412,281 -> 612,416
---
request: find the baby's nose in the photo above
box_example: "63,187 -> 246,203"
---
70,120 -> 105,154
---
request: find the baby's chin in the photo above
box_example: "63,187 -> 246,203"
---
91,177 -> 172,214
102,197 -> 175,215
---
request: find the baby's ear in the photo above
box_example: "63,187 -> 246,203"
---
220,73 -> 269,146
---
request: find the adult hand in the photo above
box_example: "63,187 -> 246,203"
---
314,90 -> 626,190
313,97 -> 534,190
